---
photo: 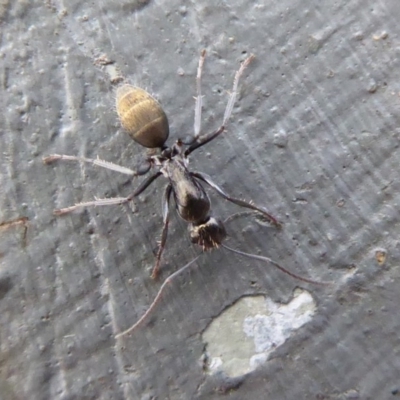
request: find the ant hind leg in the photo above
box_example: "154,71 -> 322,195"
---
185,54 -> 254,155
52,172 -> 162,215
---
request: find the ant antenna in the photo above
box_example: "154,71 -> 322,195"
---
115,255 -> 201,338
115,244 -> 329,338
221,244 -> 330,286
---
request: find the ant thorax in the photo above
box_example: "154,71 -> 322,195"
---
162,156 -> 211,224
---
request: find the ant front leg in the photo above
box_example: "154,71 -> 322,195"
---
185,54 -> 254,156
192,172 -> 281,228
151,185 -> 172,279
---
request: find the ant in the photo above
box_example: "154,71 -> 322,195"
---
44,50 -> 326,338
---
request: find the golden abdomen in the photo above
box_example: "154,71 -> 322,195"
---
116,85 -> 169,148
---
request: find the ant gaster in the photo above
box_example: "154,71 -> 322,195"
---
44,50 -> 326,338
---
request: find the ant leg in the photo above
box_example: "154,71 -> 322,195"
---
115,255 -> 200,338
222,54 -> 255,126
185,54 -> 254,156
192,171 -> 281,228
224,211 -> 279,227
182,49 -> 207,145
0,216 -> 29,248
223,211 -> 256,224
194,49 -> 207,140
184,126 -> 225,156
53,171 -> 162,215
43,154 -> 151,176
151,185 -> 172,279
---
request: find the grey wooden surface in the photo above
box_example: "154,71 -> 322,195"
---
1,0 -> 400,399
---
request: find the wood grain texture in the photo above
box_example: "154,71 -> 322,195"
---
1,0 -> 400,399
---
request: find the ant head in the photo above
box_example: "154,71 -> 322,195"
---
189,217 -> 227,250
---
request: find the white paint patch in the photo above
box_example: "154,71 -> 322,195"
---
202,289 -> 316,378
